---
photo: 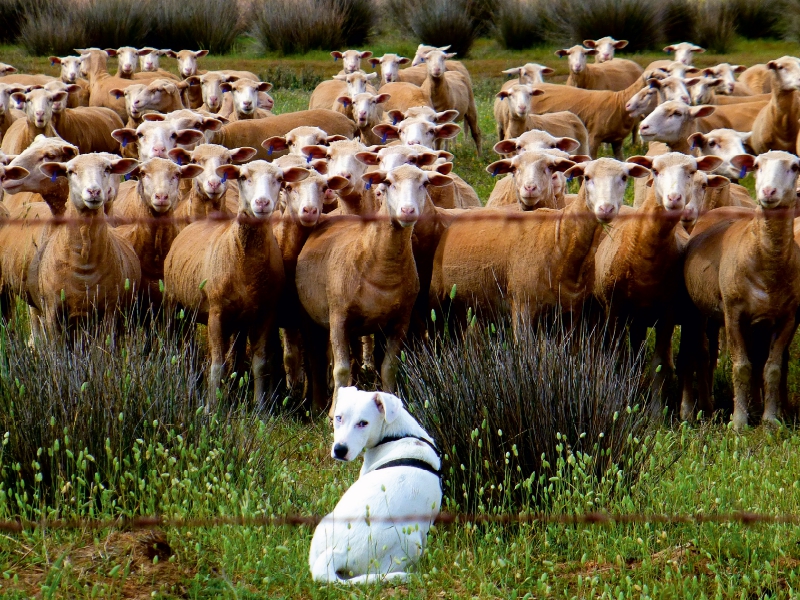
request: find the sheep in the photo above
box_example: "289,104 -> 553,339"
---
79,48 -> 148,122
493,83 -> 545,139
583,37 -> 629,63
303,139 -> 378,215
375,82 -> 431,115
556,45 -> 643,91
165,49 -> 209,108
110,78 -> 186,126
749,56 -> 800,154
0,83 -> 25,141
528,75 -> 651,158
645,61 -> 700,80
638,101 -> 718,154
113,158 -> 203,306
664,43 -> 705,66
702,63 -> 752,95
687,129 -> 755,182
419,49 -> 481,153
111,120 -> 205,161
143,110 -> 223,148
165,160 -> 309,407
499,63 -> 554,92
331,50 -> 373,74
368,54 -> 412,85
739,64 -> 771,94
410,44 -> 472,85
1,88 -> 63,155
431,157 -> 648,331
296,164 -> 452,412
594,152 -> 722,398
336,91 -> 391,146
186,72 -> 238,114
261,126 -> 349,160
309,71 -> 379,118
681,151 -> 800,428
372,117 -> 460,150
687,76 -> 765,105
50,104 -> 125,155
647,75 -> 693,104
492,129 -> 582,157
484,150 -> 575,210
29,154 -> 140,334
138,48 -> 172,74
219,79 -> 274,121
212,110 -> 357,161
680,169 -> 754,234
49,55 -> 90,107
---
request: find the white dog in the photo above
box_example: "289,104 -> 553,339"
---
308,386 -> 442,584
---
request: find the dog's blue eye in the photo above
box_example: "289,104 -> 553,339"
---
335,416 -> 342,422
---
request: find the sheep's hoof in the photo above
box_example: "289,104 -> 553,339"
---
731,411 -> 749,431
761,414 -> 781,429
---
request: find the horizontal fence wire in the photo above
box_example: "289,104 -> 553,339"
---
2,511 -> 800,534
0,206 -> 791,227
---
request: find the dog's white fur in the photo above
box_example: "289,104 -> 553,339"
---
308,387 -> 442,585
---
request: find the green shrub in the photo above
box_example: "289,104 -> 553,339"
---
661,0 -> 695,46
145,0 -> 242,54
251,0 -> 345,55
17,0 -> 87,56
692,0 -> 736,53
387,0 -> 478,58
730,0 -> 784,39
494,0 -> 552,50
400,316 -> 660,513
0,0 -> 27,44
82,0 -> 153,49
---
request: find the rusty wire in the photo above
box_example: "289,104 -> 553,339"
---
1,511 -> 799,534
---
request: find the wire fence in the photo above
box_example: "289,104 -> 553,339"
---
3,511 -> 800,534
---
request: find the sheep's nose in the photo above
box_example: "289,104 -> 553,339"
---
207,178 -> 222,190
253,197 -> 272,211
667,192 -> 683,204
302,205 -> 318,216
35,110 -> 44,117
209,95 -> 218,105
153,192 -> 170,204
333,444 -> 348,460
242,100 -> 252,108
596,204 -> 615,220
152,146 -> 166,157
85,186 -> 101,198
523,184 -> 538,194
762,186 -> 777,198
401,205 -> 417,217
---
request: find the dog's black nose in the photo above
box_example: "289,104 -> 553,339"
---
333,444 -> 348,460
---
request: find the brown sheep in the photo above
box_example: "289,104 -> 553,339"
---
30,154 -> 140,335
296,164 -> 452,413
484,150 -> 575,210
499,63 -> 554,92
739,64 -> 771,94
749,56 -> 800,154
0,83 -> 25,142
377,81 -> 431,114
164,160 -> 309,407
369,54 -> 412,85
556,45 -> 643,91
165,49 -> 208,109
302,139 -> 379,215
411,44 -> 473,85
681,151 -> 800,428
111,120 -> 205,161
1,88 -> 63,154
78,48 -> 153,122
48,55 -> 90,107
111,78 -> 187,127
583,37 -> 629,62
219,79 -> 274,121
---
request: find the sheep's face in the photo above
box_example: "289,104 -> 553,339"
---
0,83 -> 22,116
347,92 -> 388,129
394,118 -> 460,149
372,54 -> 409,84
155,110 -> 222,147
283,170 -> 345,226
180,144 -> 257,200
495,131 -> 580,156
375,146 -> 439,171
331,387 -> 403,461
285,127 -> 330,156
334,71 -> 376,97
572,158 -> 648,223
682,171 -> 728,228
44,81 -> 78,114
557,46 -> 595,74
114,122 -> 204,161
585,37 -> 627,63
228,80 -> 271,117
639,101 -> 714,145
3,136 -> 77,195
42,155 -> 137,211
423,49 -> 456,79
118,83 -> 148,119
363,165 -> 451,227
625,87 -> 658,119
497,84 -> 538,119
136,158 -> 199,213
15,89 -> 64,129
687,77 -> 721,105
502,63 -> 552,84
224,161 -> 307,219
652,76 -> 692,105
642,153 -> 723,212
688,129 -> 752,181
665,43 -> 704,66
332,50 -> 372,75
139,48 -> 165,72
174,49 -> 208,79
189,73 -> 232,111
312,140 -> 367,195
501,152 -> 574,209
744,151 -> 800,209
767,57 -> 800,92
115,46 -> 139,76
55,56 -> 82,83
703,63 -> 745,95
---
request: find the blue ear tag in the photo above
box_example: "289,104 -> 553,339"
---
392,115 -> 398,125
381,132 -> 388,144
267,145 -> 273,156
739,165 -> 747,179
566,175 -> 574,184
51,61 -> 55,67
121,138 -> 128,148
492,166 -> 499,177
334,56 -> 338,62
124,173 -> 131,181
306,154 -> 312,163
221,172 -> 228,184
342,99 -> 349,107
365,180 -> 372,190
51,172 -> 57,182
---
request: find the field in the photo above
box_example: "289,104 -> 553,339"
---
3,35 -> 800,598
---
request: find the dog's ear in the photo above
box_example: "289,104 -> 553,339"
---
374,392 -> 402,423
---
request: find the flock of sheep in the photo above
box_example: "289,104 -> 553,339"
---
0,39 -> 796,430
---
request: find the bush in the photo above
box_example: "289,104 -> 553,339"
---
145,0 -> 242,54
82,0 -> 153,49
17,0 -> 88,57
494,0 -> 551,50
0,0 -> 26,44
251,0 -> 345,55
469,0 -> 500,36
661,0 -> 695,46
400,317 -> 660,512
730,0 -> 784,39
339,0 -> 378,47
692,0 -> 736,53
407,0 -> 478,58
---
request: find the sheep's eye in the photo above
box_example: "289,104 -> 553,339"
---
584,175 -> 591,182
136,132 -> 143,138
104,167 -> 111,174
356,420 -> 368,428
792,164 -> 799,172
285,185 -> 292,192
170,133 -> 177,139
621,175 -> 627,182
652,169 -> 659,176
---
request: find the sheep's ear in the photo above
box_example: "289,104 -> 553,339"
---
49,91 -> 68,105
444,52 -> 457,59
386,109 -> 405,124
373,392 -> 402,423
262,136 -> 288,153
625,163 -> 651,178
501,67 -> 521,76
219,82 -> 232,93
40,162 -> 67,179
569,154 -> 592,163
111,128 -> 137,147
493,140 -> 518,155
201,117 -> 222,132
733,64 -> 747,73
398,56 -> 411,65
551,158 -> 575,172
690,105 -> 716,119
647,78 -> 664,89
365,72 -> 378,80
664,45 -> 676,53
109,158 -> 138,175
109,88 -> 125,100
362,170 -> 387,187
104,48 -> 117,57
541,66 -> 555,75
164,50 -> 177,58
310,159 -> 328,174
216,164 -> 239,180
355,151 -> 379,165
496,90 -> 510,100
693,46 -> 705,54
368,57 -> 381,67
180,164 -> 204,179
414,152 -> 439,167
730,154 -> 756,172
175,129 -> 204,145
332,73 -> 347,81
684,77 -> 702,87
327,174 -> 349,190
687,132 -> 705,150
302,145 -> 329,160
1,166 -> 28,181
767,60 -> 778,70
10,92 -> 26,107
736,131 -> 752,141
555,137 -> 580,153
564,164 -> 585,179
326,134 -> 347,143
374,93 -> 390,104
372,123 -> 399,141
336,95 -> 352,107
583,40 -> 597,48
63,84 -> 81,95
434,109 -> 459,123
555,49 -> 569,58
627,155 -> 653,168
138,47 -> 154,56
49,56 -> 62,65
434,123 -> 460,140
486,159 -> 514,176
425,171 -> 452,187
434,161 -> 453,175
696,155 -> 723,172
281,166 -> 310,183
585,48 -> 598,56
707,174 -> 728,188
359,51 -> 373,59
143,113 -> 166,122
196,50 -> 209,58
168,147 -> 192,164
614,40 -> 629,49
531,88 -> 545,97
228,147 -> 256,163
257,82 -> 272,93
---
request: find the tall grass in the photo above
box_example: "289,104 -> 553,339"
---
401,316 -> 660,513
386,0 -> 478,57
145,0 -> 242,54
493,0 -> 551,50
692,0 -> 737,53
81,0 -> 152,50
0,0 -> 27,43
730,0 -> 784,39
17,0 -> 87,57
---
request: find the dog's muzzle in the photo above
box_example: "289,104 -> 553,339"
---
333,443 -> 348,460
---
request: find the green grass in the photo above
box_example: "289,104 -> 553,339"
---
2,37 -> 800,598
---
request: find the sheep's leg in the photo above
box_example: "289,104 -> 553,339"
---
465,105 -> 482,155
361,335 -> 375,373
380,329 -> 405,393
250,316 -> 274,407
281,327 -> 305,392
206,308 -> 228,412
762,317 -> 797,425
652,319 -> 675,405
588,135 -> 600,160
678,319 -> 707,421
611,141 -> 624,161
304,318 -> 331,414
726,312 -> 751,430
329,316 -> 351,417
28,306 -> 46,347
